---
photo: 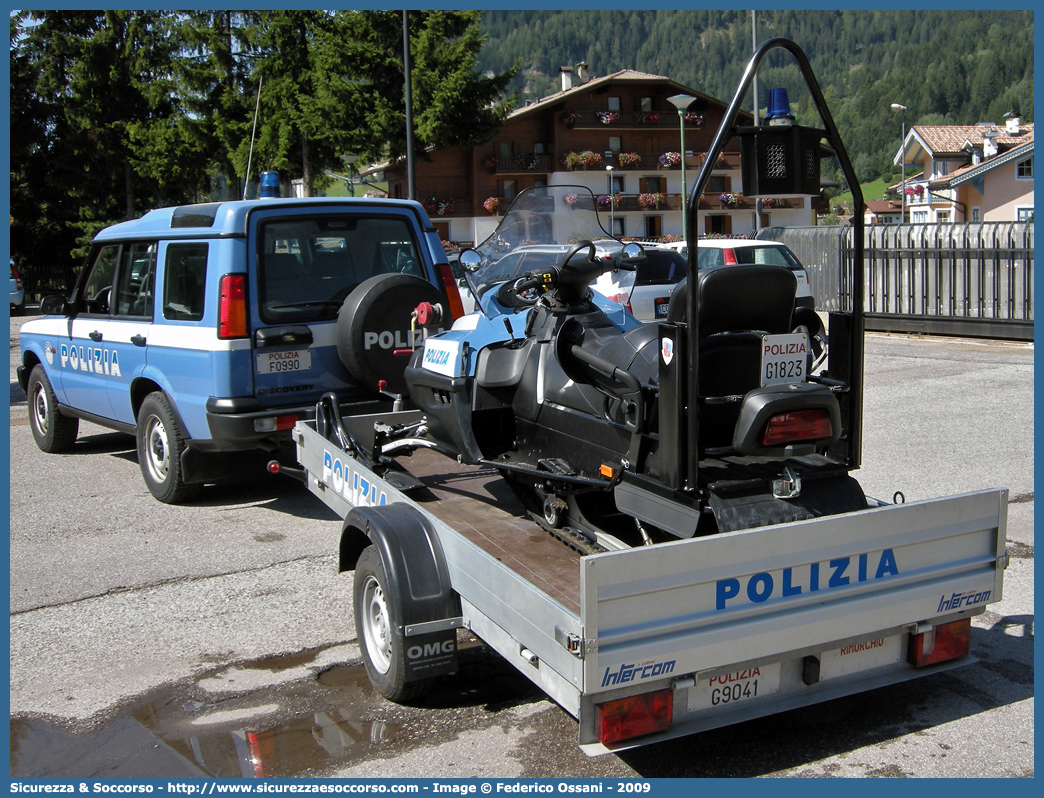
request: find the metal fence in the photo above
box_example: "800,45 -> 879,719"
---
758,222 -> 1034,340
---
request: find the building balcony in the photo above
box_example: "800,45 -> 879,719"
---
698,195 -> 805,211
482,151 -> 744,175
419,197 -> 474,217
561,151 -> 742,172
481,154 -> 555,174
559,110 -> 707,130
476,193 -> 805,215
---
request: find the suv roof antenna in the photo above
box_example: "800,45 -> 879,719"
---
242,75 -> 263,201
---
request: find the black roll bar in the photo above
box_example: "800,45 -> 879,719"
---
682,37 -> 866,489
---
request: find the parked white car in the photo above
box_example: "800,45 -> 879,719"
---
10,259 -> 25,315
595,240 -> 815,321
694,239 -> 815,311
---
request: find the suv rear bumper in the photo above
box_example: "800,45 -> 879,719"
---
199,395 -> 391,454
179,395 -> 392,484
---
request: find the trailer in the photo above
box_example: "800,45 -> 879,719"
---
281,38 -> 1008,755
290,406 -> 1007,755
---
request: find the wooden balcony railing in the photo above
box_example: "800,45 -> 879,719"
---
481,151 -> 743,175
560,111 -> 707,130
562,151 -> 742,172
476,193 -> 804,215
419,197 -> 473,217
481,154 -> 555,174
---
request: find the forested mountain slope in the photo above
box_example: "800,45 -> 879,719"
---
478,10 -> 1034,184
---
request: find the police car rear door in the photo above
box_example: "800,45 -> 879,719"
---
103,242 -> 157,425
62,242 -> 151,422
247,205 -> 431,407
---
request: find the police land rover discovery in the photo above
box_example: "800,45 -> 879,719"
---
18,183 -> 463,503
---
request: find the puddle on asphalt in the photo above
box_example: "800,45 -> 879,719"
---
11,640 -> 539,779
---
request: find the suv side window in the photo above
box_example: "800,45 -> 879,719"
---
163,243 -> 208,321
81,245 -> 120,315
115,242 -> 157,318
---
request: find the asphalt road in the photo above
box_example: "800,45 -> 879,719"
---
8,311 -> 1034,779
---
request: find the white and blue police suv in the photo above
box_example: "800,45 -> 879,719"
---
18,185 -> 461,503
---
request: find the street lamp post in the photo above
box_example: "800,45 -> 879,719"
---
668,94 -> 696,240
343,153 -> 359,196
891,103 -> 907,224
606,165 -> 614,234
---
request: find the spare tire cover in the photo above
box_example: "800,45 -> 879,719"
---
337,273 -> 444,395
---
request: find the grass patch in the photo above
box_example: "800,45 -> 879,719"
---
832,176 -> 889,211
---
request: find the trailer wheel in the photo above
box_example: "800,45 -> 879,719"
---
354,545 -> 433,703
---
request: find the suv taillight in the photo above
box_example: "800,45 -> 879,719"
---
436,263 -> 466,320
219,274 -> 248,339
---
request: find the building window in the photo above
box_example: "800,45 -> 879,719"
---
611,217 -> 625,237
1016,207 -> 1034,222
1016,158 -> 1033,179
706,215 -> 731,235
640,97 -> 653,113
971,207 -> 981,223
608,96 -> 621,112
499,179 -> 517,199
912,211 -> 928,223
645,215 -> 662,237
936,210 -> 950,223
608,136 -> 622,153
533,142 -> 545,154
640,176 -> 664,193
611,176 -> 625,193
708,175 -> 727,193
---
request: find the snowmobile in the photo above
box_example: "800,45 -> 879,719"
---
391,183 -> 859,552
336,39 -> 869,553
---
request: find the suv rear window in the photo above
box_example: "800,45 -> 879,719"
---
257,215 -> 424,323
733,244 -> 803,270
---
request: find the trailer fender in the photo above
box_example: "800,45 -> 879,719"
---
339,503 -> 462,633
340,504 -> 461,686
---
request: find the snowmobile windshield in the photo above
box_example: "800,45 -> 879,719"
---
466,186 -> 621,298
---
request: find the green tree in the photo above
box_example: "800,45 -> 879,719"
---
176,11 -> 259,199
331,10 -> 517,166
14,10 -> 208,253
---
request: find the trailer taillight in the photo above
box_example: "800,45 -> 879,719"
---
761,409 -> 833,447
908,619 -> 971,668
219,274 -> 248,339
595,688 -> 673,745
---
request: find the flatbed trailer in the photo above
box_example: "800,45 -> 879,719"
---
292,410 -> 1008,755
